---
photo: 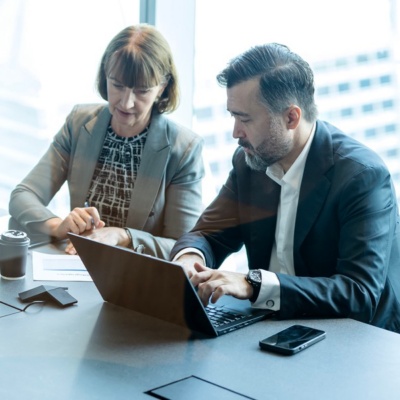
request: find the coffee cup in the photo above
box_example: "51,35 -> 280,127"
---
0,230 -> 30,280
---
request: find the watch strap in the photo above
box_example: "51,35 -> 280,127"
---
246,269 -> 262,303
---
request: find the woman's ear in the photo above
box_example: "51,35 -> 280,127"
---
156,84 -> 166,99
158,76 -> 170,96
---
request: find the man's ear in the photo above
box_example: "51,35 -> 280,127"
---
286,105 -> 301,129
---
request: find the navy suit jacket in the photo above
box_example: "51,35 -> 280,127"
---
171,120 -> 400,333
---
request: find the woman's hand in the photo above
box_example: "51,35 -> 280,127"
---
49,207 -> 104,239
64,226 -> 129,255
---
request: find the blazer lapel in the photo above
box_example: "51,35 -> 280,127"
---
249,176 -> 281,267
294,122 -> 333,273
69,107 -> 111,207
126,113 -> 170,230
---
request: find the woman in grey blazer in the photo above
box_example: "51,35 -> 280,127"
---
9,24 -> 204,260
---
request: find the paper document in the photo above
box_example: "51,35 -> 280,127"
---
32,251 -> 92,281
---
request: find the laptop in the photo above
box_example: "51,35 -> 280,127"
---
68,233 -> 273,337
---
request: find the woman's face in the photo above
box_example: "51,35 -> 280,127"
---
107,75 -> 165,137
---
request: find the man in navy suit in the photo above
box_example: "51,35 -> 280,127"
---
170,43 -> 400,333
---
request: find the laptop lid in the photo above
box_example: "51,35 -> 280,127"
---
68,234 -> 271,337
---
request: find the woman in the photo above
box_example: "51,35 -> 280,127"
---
9,24 -> 204,259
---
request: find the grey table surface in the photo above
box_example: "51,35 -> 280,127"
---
1,242 -> 399,400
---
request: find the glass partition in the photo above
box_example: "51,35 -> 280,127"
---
193,0 -> 400,202
0,0 -> 140,214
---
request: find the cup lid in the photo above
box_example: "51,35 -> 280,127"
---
1,230 -> 29,243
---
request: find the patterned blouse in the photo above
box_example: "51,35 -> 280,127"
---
86,124 -> 148,227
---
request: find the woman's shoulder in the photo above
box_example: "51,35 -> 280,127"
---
68,103 -> 110,123
61,104 -> 111,139
153,113 -> 202,145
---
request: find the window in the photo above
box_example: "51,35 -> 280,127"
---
225,130 -> 233,142
191,1 -> 398,200
209,161 -> 220,175
195,107 -> 213,120
313,63 -> 329,72
382,99 -> 394,109
379,74 -> 392,85
0,0 -> 140,213
203,135 -> 217,146
338,82 -> 350,92
384,124 -> 396,133
335,58 -> 348,67
365,128 -> 377,138
376,50 -> 389,59
359,78 -> 372,88
356,54 -> 369,63
386,149 -> 399,158
340,108 -> 353,117
362,103 -> 374,113
317,86 -> 330,96
2,0 -> 400,213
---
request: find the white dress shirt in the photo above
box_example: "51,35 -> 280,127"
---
253,125 -> 316,311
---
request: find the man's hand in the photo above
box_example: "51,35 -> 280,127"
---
175,253 -> 205,277
190,263 -> 253,306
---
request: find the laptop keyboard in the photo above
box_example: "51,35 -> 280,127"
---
205,305 -> 248,327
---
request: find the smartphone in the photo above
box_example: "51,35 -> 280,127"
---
259,324 -> 326,355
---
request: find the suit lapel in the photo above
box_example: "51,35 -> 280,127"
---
69,107 -> 111,207
232,149 -> 281,268
294,122 -> 334,274
249,176 -> 281,267
126,113 -> 170,230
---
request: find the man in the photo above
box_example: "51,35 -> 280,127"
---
170,43 -> 400,333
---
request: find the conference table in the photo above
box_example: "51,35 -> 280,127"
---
1,240 -> 399,400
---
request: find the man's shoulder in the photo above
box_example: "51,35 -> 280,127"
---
317,120 -> 387,170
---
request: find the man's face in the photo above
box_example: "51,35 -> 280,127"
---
227,78 -> 293,171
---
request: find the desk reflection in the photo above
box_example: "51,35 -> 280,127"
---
70,303 -> 214,399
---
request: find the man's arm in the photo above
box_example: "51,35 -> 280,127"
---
170,151 -> 246,268
279,163 -> 398,323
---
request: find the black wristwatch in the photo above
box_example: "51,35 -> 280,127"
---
245,269 -> 262,303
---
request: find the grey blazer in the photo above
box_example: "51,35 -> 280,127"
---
9,104 -> 205,259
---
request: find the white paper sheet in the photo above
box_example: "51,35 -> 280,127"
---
32,251 -> 92,281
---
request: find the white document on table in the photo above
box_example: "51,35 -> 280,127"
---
32,251 -> 92,281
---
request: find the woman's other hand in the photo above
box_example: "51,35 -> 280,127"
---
64,226 -> 129,255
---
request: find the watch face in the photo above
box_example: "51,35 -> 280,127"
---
248,269 -> 262,283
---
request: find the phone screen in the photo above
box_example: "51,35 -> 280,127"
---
259,324 -> 326,355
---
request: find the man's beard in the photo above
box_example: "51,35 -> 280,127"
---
240,116 -> 291,172
243,150 -> 271,171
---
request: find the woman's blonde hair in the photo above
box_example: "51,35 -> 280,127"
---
96,24 -> 179,113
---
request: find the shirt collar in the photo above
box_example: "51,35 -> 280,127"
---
266,123 -> 316,189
